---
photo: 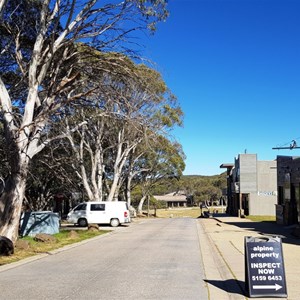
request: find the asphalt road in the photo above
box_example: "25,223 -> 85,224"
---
0,218 -> 208,300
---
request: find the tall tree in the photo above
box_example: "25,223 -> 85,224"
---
63,54 -> 183,203
136,136 -> 186,213
0,0 -> 168,241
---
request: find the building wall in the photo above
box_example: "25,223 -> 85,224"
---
239,154 -> 257,193
257,160 -> 277,192
248,160 -> 277,216
249,194 -> 276,215
277,155 -> 300,225
231,154 -> 277,216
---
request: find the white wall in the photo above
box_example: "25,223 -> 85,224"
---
249,193 -> 276,216
249,160 -> 277,216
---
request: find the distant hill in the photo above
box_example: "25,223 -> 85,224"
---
183,173 -> 226,179
151,173 -> 227,204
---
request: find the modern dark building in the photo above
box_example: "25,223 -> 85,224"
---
221,154 -> 277,217
276,155 -> 300,225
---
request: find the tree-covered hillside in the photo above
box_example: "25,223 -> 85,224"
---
131,173 -> 227,207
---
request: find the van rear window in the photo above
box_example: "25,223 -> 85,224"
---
91,204 -> 105,211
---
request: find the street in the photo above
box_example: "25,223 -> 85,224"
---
0,218 -> 208,300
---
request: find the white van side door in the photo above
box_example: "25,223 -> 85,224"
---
88,203 -> 108,224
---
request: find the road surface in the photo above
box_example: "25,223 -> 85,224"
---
0,218 -> 208,299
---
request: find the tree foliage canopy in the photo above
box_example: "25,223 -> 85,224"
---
0,0 -> 182,242
147,173 -> 227,206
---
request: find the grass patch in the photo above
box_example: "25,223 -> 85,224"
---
0,229 -> 108,266
154,206 -> 227,219
155,207 -> 202,218
245,215 -> 276,222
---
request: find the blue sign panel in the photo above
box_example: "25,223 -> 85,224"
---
245,236 -> 287,298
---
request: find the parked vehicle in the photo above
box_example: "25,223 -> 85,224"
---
67,201 -> 131,227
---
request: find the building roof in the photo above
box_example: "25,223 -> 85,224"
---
153,191 -> 187,203
220,163 -> 234,169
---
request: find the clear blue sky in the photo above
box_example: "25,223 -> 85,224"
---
142,0 -> 300,176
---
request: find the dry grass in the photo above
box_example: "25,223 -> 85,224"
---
0,229 -> 107,266
153,206 -> 227,219
245,215 -> 276,222
152,208 -> 275,223
155,207 -> 202,218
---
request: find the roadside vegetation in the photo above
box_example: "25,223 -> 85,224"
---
150,208 -> 276,222
245,215 -> 276,222
0,211 -> 277,266
131,173 -> 227,213
147,174 -> 227,205
0,229 -> 107,266
0,1 -> 229,244
146,206 -> 226,219
155,208 -> 202,219
0,0 -> 185,242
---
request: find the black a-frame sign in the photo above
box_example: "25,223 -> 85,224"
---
245,236 -> 287,298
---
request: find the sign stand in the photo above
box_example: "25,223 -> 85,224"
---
245,236 -> 287,298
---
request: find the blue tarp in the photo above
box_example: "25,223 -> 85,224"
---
19,211 -> 60,237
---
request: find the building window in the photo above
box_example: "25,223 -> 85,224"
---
278,186 -> 284,205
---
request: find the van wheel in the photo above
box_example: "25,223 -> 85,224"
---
110,218 -> 120,227
78,218 -> 88,227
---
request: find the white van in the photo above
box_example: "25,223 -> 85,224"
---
67,201 -> 131,227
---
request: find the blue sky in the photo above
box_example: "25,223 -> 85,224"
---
142,0 -> 300,176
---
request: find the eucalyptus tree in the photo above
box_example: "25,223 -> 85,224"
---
0,0 -> 168,241
25,158 -> 59,211
24,137 -> 82,211
136,136 -> 186,214
63,52 -> 183,203
103,63 -> 183,202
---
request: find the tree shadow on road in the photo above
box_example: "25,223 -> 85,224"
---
204,279 -> 246,297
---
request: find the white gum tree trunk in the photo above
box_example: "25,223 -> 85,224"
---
0,160 -> 28,242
